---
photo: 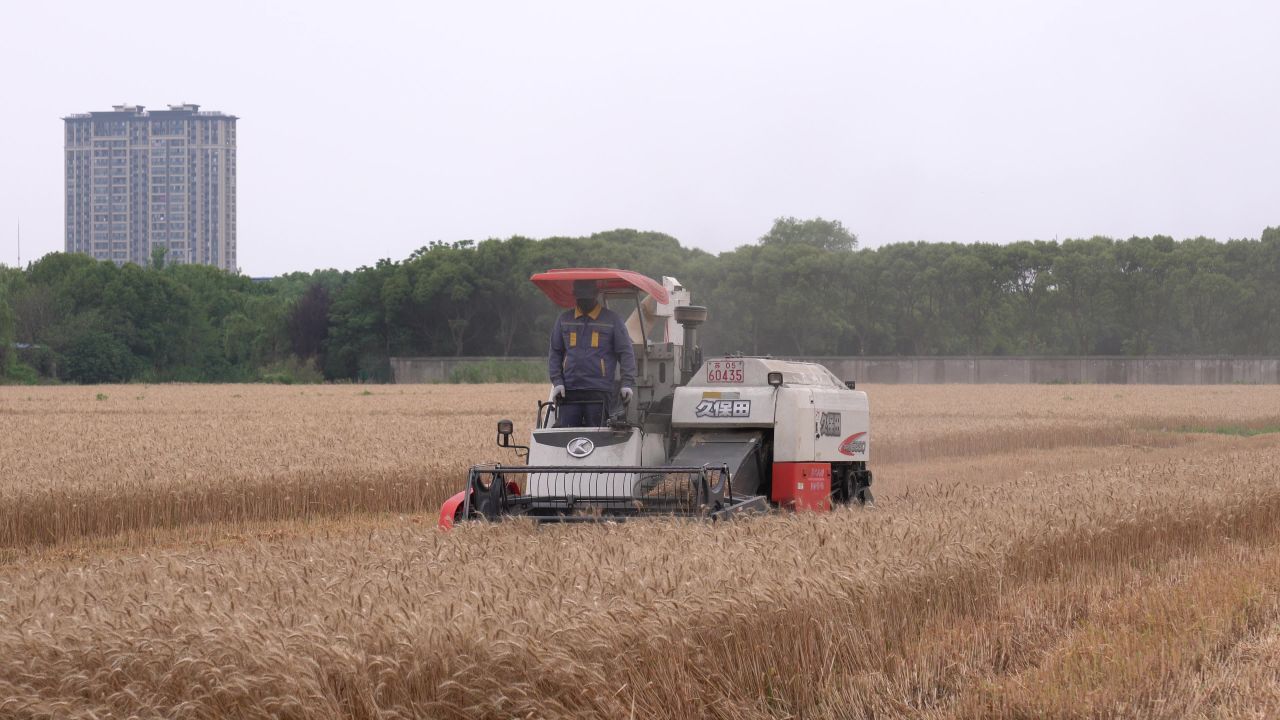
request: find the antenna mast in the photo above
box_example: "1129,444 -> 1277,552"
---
16,217 -> 19,268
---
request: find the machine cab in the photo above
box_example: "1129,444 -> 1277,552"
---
521,269 -> 703,496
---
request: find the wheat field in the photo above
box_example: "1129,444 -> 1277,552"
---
3,383 -> 1280,718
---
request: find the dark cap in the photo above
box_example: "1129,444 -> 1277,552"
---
572,279 -> 599,299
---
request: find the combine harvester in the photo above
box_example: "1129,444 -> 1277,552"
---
439,268 -> 873,527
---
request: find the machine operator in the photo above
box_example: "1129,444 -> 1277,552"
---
548,279 -> 637,427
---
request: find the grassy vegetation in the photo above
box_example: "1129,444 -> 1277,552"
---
1178,422 -> 1280,437
256,357 -> 325,384
447,358 -> 545,383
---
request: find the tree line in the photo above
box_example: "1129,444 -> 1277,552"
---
2,219 -> 1279,384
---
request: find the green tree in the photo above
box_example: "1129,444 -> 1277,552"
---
1001,241 -> 1058,354
475,236 -> 540,356
286,284 -> 332,360
1047,238 -> 1117,354
63,331 -> 139,384
759,217 -> 858,252
9,223 -> 1280,384
326,259 -> 400,380
939,245 -> 1006,354
409,242 -> 482,356
0,270 -> 16,376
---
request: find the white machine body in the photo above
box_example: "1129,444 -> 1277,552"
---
525,426 -> 663,497
672,357 -> 870,463
524,356 -> 870,499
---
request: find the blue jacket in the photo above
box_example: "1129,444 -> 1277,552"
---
548,305 -> 637,392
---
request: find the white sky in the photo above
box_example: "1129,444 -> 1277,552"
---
1,0 -> 1277,276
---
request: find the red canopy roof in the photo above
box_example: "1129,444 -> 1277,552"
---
530,268 -> 669,308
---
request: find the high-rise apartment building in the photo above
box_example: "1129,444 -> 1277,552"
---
64,104 -> 237,270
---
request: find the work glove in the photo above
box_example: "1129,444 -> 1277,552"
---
620,387 -> 634,404
552,385 -> 565,400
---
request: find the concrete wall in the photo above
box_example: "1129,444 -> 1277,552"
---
390,355 -> 1280,384
796,356 -> 1280,385
390,356 -> 543,384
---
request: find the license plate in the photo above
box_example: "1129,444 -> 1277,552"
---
705,360 -> 744,384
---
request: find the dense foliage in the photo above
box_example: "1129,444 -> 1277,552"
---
2,219 -> 1279,383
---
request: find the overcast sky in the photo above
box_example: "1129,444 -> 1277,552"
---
1,1 -> 1277,276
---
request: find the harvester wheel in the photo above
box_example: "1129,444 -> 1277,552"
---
855,486 -> 874,506
853,468 -> 874,507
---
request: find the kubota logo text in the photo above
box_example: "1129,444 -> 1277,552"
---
566,437 -> 595,458
695,399 -> 751,418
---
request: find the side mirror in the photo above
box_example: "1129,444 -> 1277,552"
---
845,380 -> 856,390
767,372 -> 783,387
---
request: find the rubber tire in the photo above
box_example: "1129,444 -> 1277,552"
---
855,486 -> 874,506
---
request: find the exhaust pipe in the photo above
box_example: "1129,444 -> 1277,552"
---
674,305 -> 708,384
